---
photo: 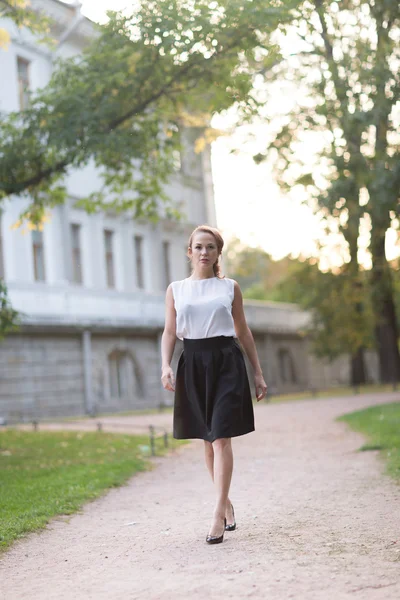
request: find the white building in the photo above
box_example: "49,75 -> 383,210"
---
0,1 -> 371,423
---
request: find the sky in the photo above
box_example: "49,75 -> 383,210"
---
210,129 -> 321,261
66,0 -> 398,266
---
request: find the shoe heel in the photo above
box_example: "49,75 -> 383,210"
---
225,504 -> 236,531
206,518 -> 226,544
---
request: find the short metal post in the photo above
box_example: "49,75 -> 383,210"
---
164,431 -> 168,448
149,425 -> 156,456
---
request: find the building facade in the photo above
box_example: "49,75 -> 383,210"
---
0,1 -> 378,423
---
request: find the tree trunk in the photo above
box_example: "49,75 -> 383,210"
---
343,189 -> 367,386
350,347 -> 366,386
370,227 -> 400,383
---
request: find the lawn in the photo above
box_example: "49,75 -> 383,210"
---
338,402 -> 400,480
268,383 -> 398,404
0,429 -> 179,552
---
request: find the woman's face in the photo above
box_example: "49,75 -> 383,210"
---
188,232 -> 219,272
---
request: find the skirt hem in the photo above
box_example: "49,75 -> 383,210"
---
173,427 -> 255,443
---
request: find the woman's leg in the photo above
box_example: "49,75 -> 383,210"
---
204,440 -> 214,480
208,437 -> 234,537
204,441 -> 235,525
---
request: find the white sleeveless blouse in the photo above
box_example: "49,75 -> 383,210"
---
170,277 -> 236,340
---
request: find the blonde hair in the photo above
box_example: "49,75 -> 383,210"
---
187,225 -> 225,278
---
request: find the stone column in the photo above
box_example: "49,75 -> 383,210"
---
62,203 -> 72,282
82,329 -> 94,414
147,224 -> 164,292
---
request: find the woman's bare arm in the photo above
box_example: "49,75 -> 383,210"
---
232,281 -> 267,400
161,284 -> 177,391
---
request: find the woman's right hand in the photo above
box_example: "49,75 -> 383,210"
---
161,366 -> 175,392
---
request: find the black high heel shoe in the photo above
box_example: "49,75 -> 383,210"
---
206,518 -> 226,544
225,504 -> 236,531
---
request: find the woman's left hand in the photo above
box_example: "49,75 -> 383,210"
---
254,373 -> 268,402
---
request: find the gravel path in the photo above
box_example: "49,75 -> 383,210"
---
1,392 -> 400,600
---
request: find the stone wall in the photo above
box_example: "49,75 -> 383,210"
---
0,334 -> 85,421
0,329 -> 380,423
90,334 -> 162,414
307,347 -> 380,390
0,331 -> 164,422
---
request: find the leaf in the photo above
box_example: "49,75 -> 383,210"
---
0,28 -> 10,49
294,173 -> 315,187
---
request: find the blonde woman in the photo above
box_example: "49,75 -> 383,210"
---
161,225 -> 267,544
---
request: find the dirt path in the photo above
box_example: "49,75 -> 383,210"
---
1,393 -> 400,600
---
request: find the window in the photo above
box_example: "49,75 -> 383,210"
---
0,214 -> 4,279
17,57 -> 30,110
104,230 -> 115,288
32,229 -> 45,281
134,235 -> 144,289
278,349 -> 297,383
70,224 -> 83,284
162,241 -> 171,289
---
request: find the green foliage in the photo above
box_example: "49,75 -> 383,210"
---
0,0 -> 299,225
224,236 -> 375,359
262,0 -> 400,222
273,260 -> 375,359
0,280 -> 19,340
0,0 -> 52,48
339,402 -> 400,480
224,236 -> 294,299
227,236 -> 400,361
242,282 -> 271,301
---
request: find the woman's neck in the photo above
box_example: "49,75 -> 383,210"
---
190,269 -> 215,280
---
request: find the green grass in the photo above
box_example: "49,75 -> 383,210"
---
0,429 -> 182,552
338,402 -> 400,480
267,383 -> 398,404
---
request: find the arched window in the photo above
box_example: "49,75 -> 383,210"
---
108,350 -> 144,399
278,348 -> 297,383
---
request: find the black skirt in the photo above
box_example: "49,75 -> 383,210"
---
173,336 -> 255,443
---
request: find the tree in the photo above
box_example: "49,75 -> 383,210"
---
274,260 -> 375,384
0,280 -> 19,339
224,236 -> 293,299
0,0 -> 299,225
225,235 -> 376,384
254,0 -> 400,382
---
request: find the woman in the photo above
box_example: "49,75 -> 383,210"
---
161,225 -> 267,544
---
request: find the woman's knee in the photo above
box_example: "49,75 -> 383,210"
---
204,440 -> 213,454
212,437 -> 231,452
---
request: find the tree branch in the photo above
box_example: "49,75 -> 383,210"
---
2,29 -> 248,197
